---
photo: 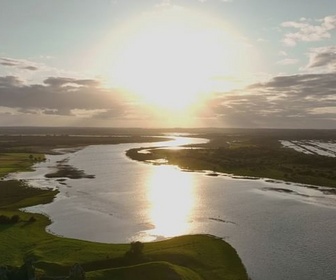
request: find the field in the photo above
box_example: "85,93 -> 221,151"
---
0,127 -> 248,280
127,129 -> 336,189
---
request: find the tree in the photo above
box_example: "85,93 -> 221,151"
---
125,241 -> 144,261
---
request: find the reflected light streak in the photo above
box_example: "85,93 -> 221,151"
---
166,136 -> 195,147
163,136 -> 208,147
146,165 -> 196,238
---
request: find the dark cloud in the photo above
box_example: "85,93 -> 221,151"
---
207,72 -> 336,128
307,46 -> 336,69
0,76 -> 23,87
0,58 -> 20,66
0,57 -> 40,71
21,66 -> 38,71
43,77 -> 100,87
0,75 -> 128,119
1,71 -> 335,128
1,62 -> 17,67
250,73 -> 336,94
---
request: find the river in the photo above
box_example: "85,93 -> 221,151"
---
8,136 -> 336,280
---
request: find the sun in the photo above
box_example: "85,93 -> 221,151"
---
104,8 -> 249,112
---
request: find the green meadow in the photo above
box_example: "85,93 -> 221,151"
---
128,130 -> 336,189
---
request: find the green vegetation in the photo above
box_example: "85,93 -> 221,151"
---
0,152 -> 44,177
0,180 -> 57,209
44,165 -> 95,179
0,132 -> 248,280
127,130 -> 336,188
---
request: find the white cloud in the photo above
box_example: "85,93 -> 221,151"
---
277,58 -> 299,65
281,15 -> 336,46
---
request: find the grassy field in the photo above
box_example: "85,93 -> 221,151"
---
0,152 -> 44,178
127,130 -> 336,188
0,132 -> 248,280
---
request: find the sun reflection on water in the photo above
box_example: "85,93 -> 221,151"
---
165,136 -> 197,147
145,165 -> 196,239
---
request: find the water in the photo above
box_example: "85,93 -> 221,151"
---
8,137 -> 336,280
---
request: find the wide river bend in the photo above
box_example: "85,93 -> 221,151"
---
8,136 -> 336,280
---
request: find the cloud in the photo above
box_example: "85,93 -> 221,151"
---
306,46 -> 336,70
205,71 -> 336,128
277,58 -> 299,65
281,15 -> 336,46
0,76 -> 128,119
92,109 -> 126,120
0,57 -> 40,71
43,77 -> 100,88
0,76 -> 23,87
1,69 -> 335,128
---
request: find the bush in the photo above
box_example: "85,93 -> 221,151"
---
28,216 -> 37,223
10,215 -> 20,223
0,215 -> 20,224
125,241 -> 144,261
0,215 -> 11,224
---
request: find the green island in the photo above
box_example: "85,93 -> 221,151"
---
0,131 -> 248,280
127,129 -> 336,189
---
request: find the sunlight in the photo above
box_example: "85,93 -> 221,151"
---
145,165 -> 196,238
106,9 -> 248,112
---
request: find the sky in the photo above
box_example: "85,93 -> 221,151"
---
0,0 -> 335,128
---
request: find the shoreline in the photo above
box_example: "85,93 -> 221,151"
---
12,137 -> 336,244
0,137 -> 248,280
127,146 -> 336,191
126,142 -> 336,189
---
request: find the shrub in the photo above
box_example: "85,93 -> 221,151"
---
0,215 -> 11,224
0,215 -> 20,224
28,216 -> 37,223
10,215 -> 20,223
125,241 -> 144,261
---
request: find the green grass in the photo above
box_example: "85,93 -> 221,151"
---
145,235 -> 247,280
0,180 -> 57,209
0,208 -> 247,279
0,152 -> 44,178
86,261 -> 203,280
128,137 -> 336,188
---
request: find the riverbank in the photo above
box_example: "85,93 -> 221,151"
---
126,132 -> 336,189
0,135 -> 248,280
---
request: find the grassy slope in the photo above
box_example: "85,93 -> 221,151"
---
0,206 -> 247,279
86,262 -> 203,280
0,146 -> 248,280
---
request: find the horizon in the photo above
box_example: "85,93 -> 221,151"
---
1,125 -> 336,132
0,0 -> 335,128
